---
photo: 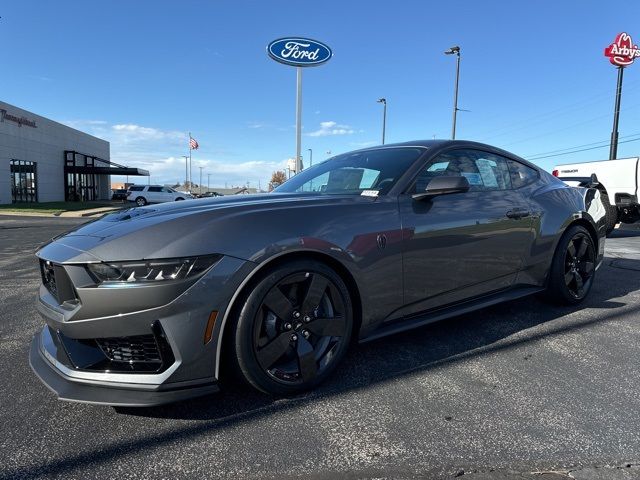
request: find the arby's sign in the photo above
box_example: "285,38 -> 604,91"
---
604,32 -> 640,67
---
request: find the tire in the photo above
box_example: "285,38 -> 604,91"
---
230,259 -> 353,396
600,191 -> 618,236
545,225 -> 597,305
135,196 -> 147,206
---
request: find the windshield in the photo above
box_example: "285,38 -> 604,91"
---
274,147 -> 425,195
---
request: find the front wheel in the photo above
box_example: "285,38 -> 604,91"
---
231,260 -> 353,396
545,225 -> 596,305
135,196 -> 147,206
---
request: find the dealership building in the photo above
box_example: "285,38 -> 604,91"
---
0,101 -> 148,205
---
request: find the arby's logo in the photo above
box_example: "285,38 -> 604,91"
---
604,32 -> 640,67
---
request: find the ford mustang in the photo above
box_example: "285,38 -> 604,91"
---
30,140 -> 606,406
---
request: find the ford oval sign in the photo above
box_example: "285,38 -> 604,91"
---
267,37 -> 332,67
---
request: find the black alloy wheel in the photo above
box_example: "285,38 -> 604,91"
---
563,232 -> 596,299
546,225 -> 596,305
231,260 -> 353,395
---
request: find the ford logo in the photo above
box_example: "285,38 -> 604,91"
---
267,37 -> 333,67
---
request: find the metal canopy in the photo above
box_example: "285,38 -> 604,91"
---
64,166 -> 149,176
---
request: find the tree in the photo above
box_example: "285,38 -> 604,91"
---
269,170 -> 287,191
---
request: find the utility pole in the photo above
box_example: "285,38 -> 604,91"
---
444,45 -> 461,139
199,166 -> 204,195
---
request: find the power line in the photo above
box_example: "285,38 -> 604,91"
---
523,132 -> 640,158
526,137 -> 640,162
472,78 -> 640,141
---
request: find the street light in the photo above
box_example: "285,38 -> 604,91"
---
377,98 -> 387,144
199,166 -> 204,195
207,173 -> 211,192
307,148 -> 313,167
444,45 -> 461,140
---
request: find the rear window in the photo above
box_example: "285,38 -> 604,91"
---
129,186 -> 144,192
508,160 -> 539,188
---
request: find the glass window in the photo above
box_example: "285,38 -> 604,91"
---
412,150 -> 512,193
148,186 -> 163,192
275,147 -> 425,195
129,186 -> 144,192
508,159 -> 539,188
10,160 -> 38,203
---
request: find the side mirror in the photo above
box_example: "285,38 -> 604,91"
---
412,175 -> 470,201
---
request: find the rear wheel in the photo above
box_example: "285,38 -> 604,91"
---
545,225 -> 596,305
600,191 -> 618,236
231,260 -> 353,395
135,196 -> 147,206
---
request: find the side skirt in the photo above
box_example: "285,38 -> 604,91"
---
359,285 -> 544,343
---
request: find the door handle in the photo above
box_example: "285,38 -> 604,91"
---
506,208 -> 530,219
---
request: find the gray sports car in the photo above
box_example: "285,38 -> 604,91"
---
30,140 -> 606,406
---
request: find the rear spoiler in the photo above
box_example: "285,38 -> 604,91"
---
553,172 -> 600,189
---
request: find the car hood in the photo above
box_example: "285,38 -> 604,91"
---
37,193 -> 363,263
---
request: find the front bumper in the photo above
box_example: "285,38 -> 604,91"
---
30,251 -> 256,406
29,334 -> 219,407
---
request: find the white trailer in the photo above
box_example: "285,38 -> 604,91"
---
553,157 -> 639,234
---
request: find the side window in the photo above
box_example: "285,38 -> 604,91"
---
412,150 -> 512,193
148,186 -> 163,192
129,186 -> 144,192
508,160 -> 539,188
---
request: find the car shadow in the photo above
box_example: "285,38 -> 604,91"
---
4,257 -> 639,480
119,256 -> 640,421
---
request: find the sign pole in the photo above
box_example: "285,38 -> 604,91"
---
609,66 -> 624,160
296,67 -> 303,174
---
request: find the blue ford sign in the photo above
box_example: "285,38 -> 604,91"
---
267,37 -> 332,67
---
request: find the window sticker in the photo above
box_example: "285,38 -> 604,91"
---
475,159 -> 498,187
461,172 -> 483,185
361,190 -> 379,197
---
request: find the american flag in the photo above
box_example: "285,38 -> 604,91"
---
189,136 -> 199,150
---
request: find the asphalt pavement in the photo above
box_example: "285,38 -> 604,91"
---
1,215 -> 639,479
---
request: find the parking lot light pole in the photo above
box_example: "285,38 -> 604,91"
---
207,173 -> 211,192
377,98 -> 387,144
199,166 -> 204,195
444,45 -> 461,140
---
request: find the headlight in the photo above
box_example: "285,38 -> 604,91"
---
87,255 -> 221,285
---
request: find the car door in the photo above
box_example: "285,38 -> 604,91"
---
398,148 -> 533,318
146,186 -> 162,203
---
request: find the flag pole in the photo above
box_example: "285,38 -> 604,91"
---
189,132 -> 193,192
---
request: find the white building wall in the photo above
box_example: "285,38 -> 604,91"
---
0,100 -> 110,204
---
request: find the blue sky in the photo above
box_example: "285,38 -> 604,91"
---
2,0 -> 640,188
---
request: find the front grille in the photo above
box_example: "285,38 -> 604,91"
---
96,335 -> 162,364
40,260 -> 58,299
39,260 -> 78,305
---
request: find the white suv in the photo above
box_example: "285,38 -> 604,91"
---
127,185 -> 192,206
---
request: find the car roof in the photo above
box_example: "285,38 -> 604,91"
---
346,139 -> 539,172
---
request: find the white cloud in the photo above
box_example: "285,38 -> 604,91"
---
63,119 -> 288,189
307,121 -> 355,137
